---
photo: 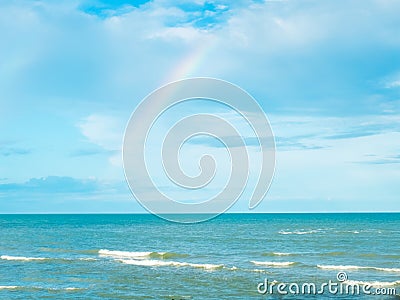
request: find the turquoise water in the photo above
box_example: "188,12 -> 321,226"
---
0,213 -> 399,299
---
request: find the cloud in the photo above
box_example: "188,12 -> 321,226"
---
385,79 -> 400,89
323,116 -> 400,140
0,147 -> 31,156
215,0 -> 400,115
77,114 -> 125,166
77,114 -> 123,150
81,0 -> 230,29
69,147 -> 115,157
380,70 -> 400,86
187,135 -> 325,151
353,154 -> 400,165
2,0 -> 400,115
0,176 -> 99,193
275,137 -> 326,151
0,141 -> 31,156
269,114 -> 400,142
0,176 -> 130,198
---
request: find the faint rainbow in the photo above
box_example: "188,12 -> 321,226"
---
131,39 -> 217,127
163,37 -> 217,84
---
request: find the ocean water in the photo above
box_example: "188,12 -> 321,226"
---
0,213 -> 399,299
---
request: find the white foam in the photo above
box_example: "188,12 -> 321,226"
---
119,259 -> 222,270
0,255 -> 46,261
278,231 -> 293,235
345,280 -> 400,287
99,249 -> 153,258
278,230 -> 318,235
38,286 -> 84,291
252,269 -> 268,273
1,255 -> 97,262
251,261 -> 295,267
317,265 -> 363,270
273,252 -> 291,256
374,267 -> 400,273
318,265 -> 400,272
339,230 -> 360,234
167,295 -> 192,299
0,285 -> 85,291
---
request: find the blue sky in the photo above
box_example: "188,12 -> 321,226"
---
1,0 -> 399,213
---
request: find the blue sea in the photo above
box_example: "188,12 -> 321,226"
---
0,213 -> 399,299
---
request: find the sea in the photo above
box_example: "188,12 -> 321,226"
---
0,213 -> 399,299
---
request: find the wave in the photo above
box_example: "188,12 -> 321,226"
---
374,267 -> 400,272
262,252 -> 293,257
383,254 -> 400,259
317,265 -> 363,270
0,285 -> 84,291
278,230 -> 318,235
317,265 -> 400,273
345,280 -> 400,287
251,269 -> 269,273
359,253 -> 400,259
100,249 -> 228,271
0,286 -> 19,290
118,259 -> 223,270
99,250 -> 153,259
98,249 -> 186,260
359,253 -> 378,258
0,255 -> 47,261
1,255 -> 97,262
335,229 -> 383,235
335,230 -> 360,234
251,261 -> 296,267
49,287 -> 84,291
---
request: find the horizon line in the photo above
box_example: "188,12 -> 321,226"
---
0,211 -> 399,215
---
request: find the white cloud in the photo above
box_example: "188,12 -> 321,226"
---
78,114 -> 122,150
385,79 -> 400,89
148,26 -> 209,42
77,114 -> 125,166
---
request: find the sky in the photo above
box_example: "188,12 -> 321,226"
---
0,0 -> 399,213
